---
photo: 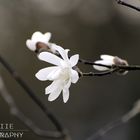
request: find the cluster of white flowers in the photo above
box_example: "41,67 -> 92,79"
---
26,32 -> 128,103
26,32 -> 79,103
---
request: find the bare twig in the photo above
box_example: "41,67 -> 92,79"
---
115,65 -> 140,71
116,0 -> 140,12
79,58 -> 140,72
79,58 -> 111,69
82,68 -> 118,77
122,100 -> 140,122
87,100 -> 140,140
0,77 -> 63,139
0,55 -> 71,140
87,119 -> 123,140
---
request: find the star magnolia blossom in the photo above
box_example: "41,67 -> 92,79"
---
93,55 -> 115,71
35,45 -> 79,103
93,54 -> 128,75
26,31 -> 56,53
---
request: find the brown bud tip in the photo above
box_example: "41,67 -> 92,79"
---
36,42 -> 51,54
113,56 -> 129,75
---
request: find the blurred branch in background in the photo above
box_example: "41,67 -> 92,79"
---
116,0 -> 140,12
0,76 -> 63,139
0,55 -> 71,140
87,100 -> 140,140
0,52 -> 140,139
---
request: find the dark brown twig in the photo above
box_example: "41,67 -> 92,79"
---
116,0 -> 140,12
115,65 -> 140,70
79,58 -> 111,69
82,68 -> 118,77
79,58 -> 140,72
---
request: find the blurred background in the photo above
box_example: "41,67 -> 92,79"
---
0,0 -> 140,140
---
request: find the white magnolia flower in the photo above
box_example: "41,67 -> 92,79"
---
93,54 -> 128,75
26,31 -> 56,53
35,45 -> 79,103
93,55 -> 115,71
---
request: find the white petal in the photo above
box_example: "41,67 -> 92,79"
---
45,80 -> 62,94
93,65 -> 109,71
71,70 -> 79,83
63,88 -> 69,103
35,66 -> 59,81
31,31 -> 51,44
31,32 -> 43,41
26,40 -> 36,51
38,52 -> 63,66
48,43 -> 57,53
96,60 -> 114,66
70,54 -> 79,67
101,55 -> 114,61
93,60 -> 113,71
48,87 -> 62,101
52,45 -> 69,61
51,44 -> 63,52
45,82 -> 55,94
121,71 -> 128,75
47,68 -> 61,80
61,49 -> 69,62
44,32 -> 51,42
65,79 -> 71,89
46,81 -> 63,101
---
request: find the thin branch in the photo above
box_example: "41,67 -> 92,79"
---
87,100 -> 140,140
87,119 -> 123,140
79,58 -> 140,71
116,0 -> 140,12
82,68 -> 118,77
87,99 -> 140,140
79,59 -> 111,69
122,100 -> 140,122
116,65 -> 140,71
0,77 -> 62,139
0,55 -> 71,140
